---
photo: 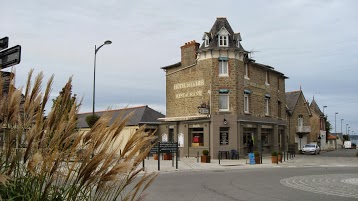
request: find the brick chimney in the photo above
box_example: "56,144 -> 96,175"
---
180,40 -> 200,67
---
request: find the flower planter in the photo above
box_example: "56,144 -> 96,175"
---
255,156 -> 261,164
271,156 -> 278,163
201,155 -> 211,163
163,153 -> 172,160
153,154 -> 158,160
278,154 -> 282,163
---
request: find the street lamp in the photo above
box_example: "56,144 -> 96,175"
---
346,124 -> 349,135
341,119 -> 344,134
334,112 -> 338,134
323,106 -> 327,116
93,40 -> 112,115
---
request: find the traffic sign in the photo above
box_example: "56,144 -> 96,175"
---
0,37 -> 9,50
0,45 -> 21,69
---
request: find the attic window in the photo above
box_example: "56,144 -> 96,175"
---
204,35 -> 210,47
218,35 -> 228,47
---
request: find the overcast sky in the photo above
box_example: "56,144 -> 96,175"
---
1,0 -> 357,135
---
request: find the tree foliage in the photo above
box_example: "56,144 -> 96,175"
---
85,114 -> 100,128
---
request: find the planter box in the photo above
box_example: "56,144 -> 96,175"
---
271,156 -> 278,164
278,154 -> 282,163
255,156 -> 261,164
153,154 -> 158,160
163,153 -> 172,160
201,155 -> 211,163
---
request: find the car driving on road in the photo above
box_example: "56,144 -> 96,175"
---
302,144 -> 320,155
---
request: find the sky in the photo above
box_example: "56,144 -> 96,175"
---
1,0 -> 357,135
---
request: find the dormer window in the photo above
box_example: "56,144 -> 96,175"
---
217,27 -> 229,47
204,35 -> 210,47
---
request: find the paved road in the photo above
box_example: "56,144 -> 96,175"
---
142,150 -> 358,201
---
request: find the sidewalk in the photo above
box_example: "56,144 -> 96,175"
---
139,155 -> 298,173
138,152 -> 358,173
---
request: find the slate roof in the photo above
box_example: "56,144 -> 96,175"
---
198,17 -> 247,53
286,91 -> 301,112
286,90 -> 312,116
309,98 -> 324,116
77,105 -> 165,128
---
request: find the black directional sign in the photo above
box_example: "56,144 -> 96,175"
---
150,142 -> 178,153
0,37 -> 9,50
0,45 -> 21,69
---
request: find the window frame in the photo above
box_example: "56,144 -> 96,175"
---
219,93 -> 229,112
265,70 -> 270,85
219,60 -> 228,76
204,35 -> 210,47
264,98 -> 269,116
298,115 -> 303,127
244,63 -> 249,79
244,94 -> 250,113
218,35 -> 229,47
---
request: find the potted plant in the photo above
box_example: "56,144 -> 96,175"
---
277,151 -> 282,163
254,151 -> 260,164
201,150 -> 211,163
271,151 -> 278,163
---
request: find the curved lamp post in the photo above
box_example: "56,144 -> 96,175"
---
93,40 -> 112,115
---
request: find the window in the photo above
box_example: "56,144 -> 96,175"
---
204,35 -> 210,47
244,94 -> 250,113
265,98 -> 269,115
219,60 -> 228,76
278,101 -> 282,118
265,71 -> 270,85
219,94 -> 229,111
261,129 -> 271,145
277,77 -> 280,91
298,115 -> 303,127
218,35 -> 228,47
220,127 -> 229,145
190,128 -> 204,147
244,63 -> 249,79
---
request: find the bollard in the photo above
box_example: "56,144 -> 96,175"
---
197,151 -> 199,163
142,159 -> 145,171
219,151 -> 221,165
283,151 -> 286,162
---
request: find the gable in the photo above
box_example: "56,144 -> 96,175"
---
217,27 -> 230,36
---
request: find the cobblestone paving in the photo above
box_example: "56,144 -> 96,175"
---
280,174 -> 358,198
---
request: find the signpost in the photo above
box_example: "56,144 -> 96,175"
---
0,37 -> 9,50
149,142 -> 178,171
0,45 -> 21,69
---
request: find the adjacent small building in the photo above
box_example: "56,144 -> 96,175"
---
77,105 -> 164,152
286,90 -> 312,152
309,97 -> 327,150
158,17 -> 288,158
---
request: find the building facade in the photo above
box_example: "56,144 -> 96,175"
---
286,90 -> 312,152
309,98 -> 327,149
158,18 -> 288,158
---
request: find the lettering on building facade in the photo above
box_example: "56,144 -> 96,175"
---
174,79 -> 205,99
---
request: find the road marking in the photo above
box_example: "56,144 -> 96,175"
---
280,174 -> 358,198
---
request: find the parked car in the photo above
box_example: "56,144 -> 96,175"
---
302,144 -> 320,155
343,141 -> 352,149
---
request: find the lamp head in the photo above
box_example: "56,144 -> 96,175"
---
104,40 -> 112,45
223,119 -> 227,125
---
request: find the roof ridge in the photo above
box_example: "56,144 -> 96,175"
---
78,105 -> 147,115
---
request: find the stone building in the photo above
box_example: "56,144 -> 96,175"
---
158,17 -> 288,158
286,90 -> 312,152
309,97 -> 327,149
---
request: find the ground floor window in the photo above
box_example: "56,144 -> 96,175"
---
243,128 -> 255,145
190,128 -> 204,147
261,129 -> 272,145
220,127 -> 229,145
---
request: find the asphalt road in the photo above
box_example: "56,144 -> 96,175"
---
143,150 -> 358,201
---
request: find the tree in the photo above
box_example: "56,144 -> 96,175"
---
85,114 -> 100,128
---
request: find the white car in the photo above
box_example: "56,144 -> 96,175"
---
302,144 -> 320,155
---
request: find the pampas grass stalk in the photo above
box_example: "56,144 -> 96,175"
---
0,70 -> 158,201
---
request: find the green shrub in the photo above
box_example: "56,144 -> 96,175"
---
271,151 -> 278,156
254,151 -> 260,157
0,70 -> 157,201
277,151 -> 282,155
85,114 -> 100,128
202,150 -> 209,156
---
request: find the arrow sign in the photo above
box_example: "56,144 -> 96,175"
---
0,37 -> 9,50
0,45 -> 21,69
